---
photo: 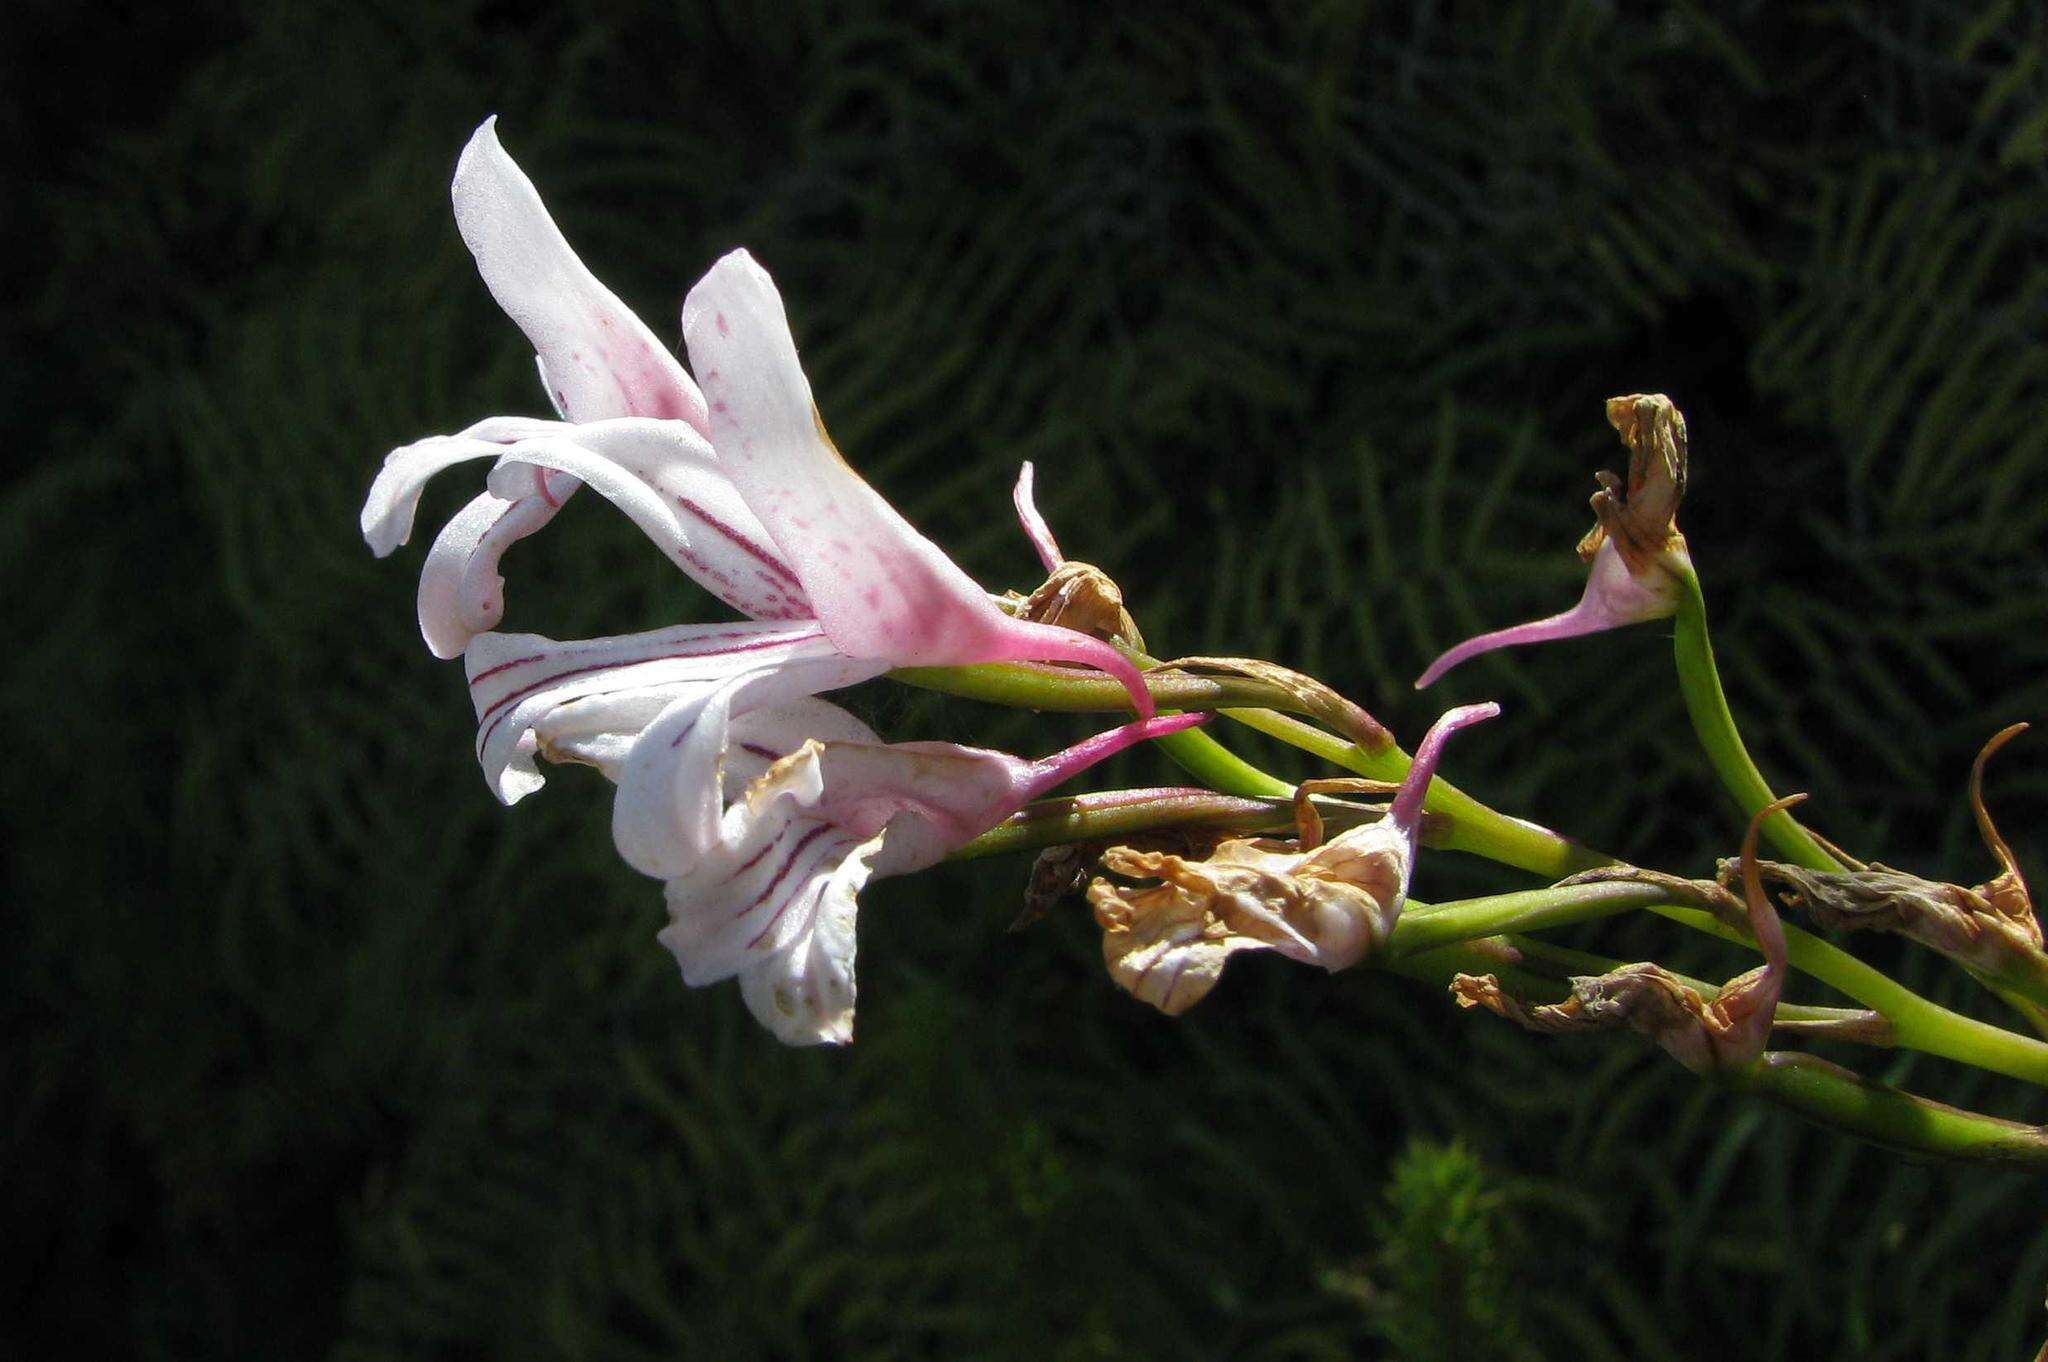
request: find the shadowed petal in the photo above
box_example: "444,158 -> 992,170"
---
731,839 -> 877,1045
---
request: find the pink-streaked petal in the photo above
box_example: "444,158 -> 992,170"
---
361,417 -> 565,557
479,429 -> 694,565
465,622 -> 871,805
1414,539 -> 1680,688
454,118 -> 708,430
1012,461 -> 1064,573
721,697 -> 880,795
502,418 -> 808,621
1386,702 -> 1501,842
662,817 -> 858,985
409,420 -> 809,656
731,843 -> 874,1046
527,684 -> 867,789
681,250 -> 1154,715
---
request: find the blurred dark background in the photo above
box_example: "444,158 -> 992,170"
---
8,1 -> 2048,1357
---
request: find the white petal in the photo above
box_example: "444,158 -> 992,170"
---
477,428 -> 694,562
416,490 -> 562,659
454,118 -> 708,430
464,622 -> 874,805
722,697 -> 880,796
681,250 -> 1009,665
806,740 -> 1031,876
731,838 -> 877,1046
610,655 -> 879,877
484,419 -> 811,622
360,417 -> 564,557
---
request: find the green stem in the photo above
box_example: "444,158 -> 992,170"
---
891,661 -> 1309,715
890,663 -> 1292,798
1728,1053 -> 2048,1167
1153,727 -> 1294,798
894,653 -> 2048,1083
1670,564 -> 1840,872
1389,881 -> 1666,958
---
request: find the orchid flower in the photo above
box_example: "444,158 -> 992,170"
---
1087,702 -> 1500,1015
1416,393 -> 1691,688
361,118 -> 1152,714
468,633 -> 1203,1043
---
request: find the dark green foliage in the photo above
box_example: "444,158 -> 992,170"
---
1325,1140 -> 1538,1361
8,1 -> 2048,1357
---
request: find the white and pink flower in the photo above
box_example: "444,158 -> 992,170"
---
362,119 -> 1185,1043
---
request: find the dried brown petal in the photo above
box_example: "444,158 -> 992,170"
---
1088,820 -> 1410,1015
1015,825 -> 1239,931
1578,392 -> 1689,574
1291,777 -> 1397,850
1015,844 -> 1103,931
1970,722 -> 2033,927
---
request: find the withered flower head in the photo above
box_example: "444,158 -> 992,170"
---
1579,393 -> 1689,573
1455,796 -> 1798,1075
1088,703 -> 1499,1015
1725,725 -> 2043,988
1416,393 -> 1694,689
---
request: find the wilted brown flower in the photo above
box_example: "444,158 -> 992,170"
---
1018,560 -> 1147,652
1416,394 -> 1692,689
1455,796 -> 1798,1074
1723,725 -> 2043,990
1088,704 -> 1500,1015
1580,392 -> 1689,573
